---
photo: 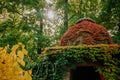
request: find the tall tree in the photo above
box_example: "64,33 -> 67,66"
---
55,0 -> 104,39
97,0 -> 120,43
98,0 -> 120,29
0,0 -> 52,71
64,0 -> 68,29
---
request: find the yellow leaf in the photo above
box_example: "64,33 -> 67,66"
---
0,47 -> 3,51
28,69 -> 32,75
17,51 -> 24,59
22,49 -> 28,55
11,44 -> 19,51
17,58 -> 25,66
24,71 -> 32,80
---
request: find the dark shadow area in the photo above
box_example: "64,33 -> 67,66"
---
70,66 -> 101,80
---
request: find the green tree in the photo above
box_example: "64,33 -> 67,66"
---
98,0 -> 120,29
98,0 -> 120,43
0,0 -> 51,72
55,0 -> 104,40
0,0 -> 51,51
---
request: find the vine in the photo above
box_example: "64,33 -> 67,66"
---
32,44 -> 120,80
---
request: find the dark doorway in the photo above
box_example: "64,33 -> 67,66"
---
70,66 -> 101,80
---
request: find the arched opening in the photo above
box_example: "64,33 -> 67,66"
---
70,66 -> 101,80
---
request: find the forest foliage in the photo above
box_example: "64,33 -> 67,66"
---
0,0 -> 120,80
0,0 -> 120,50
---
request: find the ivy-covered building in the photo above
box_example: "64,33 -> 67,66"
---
59,18 -> 114,80
33,19 -> 120,80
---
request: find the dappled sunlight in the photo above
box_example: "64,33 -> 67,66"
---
47,10 -> 54,19
46,0 -> 52,4
0,0 -> 120,80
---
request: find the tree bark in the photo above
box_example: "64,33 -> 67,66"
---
64,0 -> 68,30
37,10 -> 43,54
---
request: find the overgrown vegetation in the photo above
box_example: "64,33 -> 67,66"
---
32,44 -> 120,80
0,0 -> 120,80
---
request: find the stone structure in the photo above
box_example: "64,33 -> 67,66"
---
60,18 -> 113,80
60,18 -> 113,46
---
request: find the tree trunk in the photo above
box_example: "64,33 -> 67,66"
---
64,0 -> 68,30
37,10 -> 43,54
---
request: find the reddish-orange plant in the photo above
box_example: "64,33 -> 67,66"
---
60,19 -> 113,46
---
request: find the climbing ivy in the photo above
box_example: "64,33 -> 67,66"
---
32,44 -> 120,80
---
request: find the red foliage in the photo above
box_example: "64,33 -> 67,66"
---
60,19 -> 113,46
99,74 -> 106,80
